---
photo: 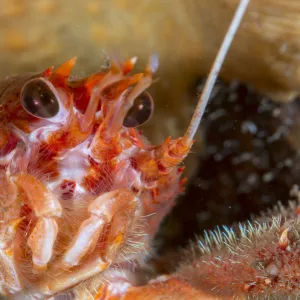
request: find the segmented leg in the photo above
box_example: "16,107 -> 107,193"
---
38,189 -> 139,296
13,173 -> 62,271
40,253 -> 110,296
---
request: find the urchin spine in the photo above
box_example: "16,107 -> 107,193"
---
175,193 -> 300,299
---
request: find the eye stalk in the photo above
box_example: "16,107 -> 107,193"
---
123,91 -> 154,128
20,78 -> 60,119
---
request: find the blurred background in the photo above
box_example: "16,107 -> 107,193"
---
2,0 -> 300,258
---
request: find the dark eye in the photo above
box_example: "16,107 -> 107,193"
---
123,91 -> 154,128
21,78 -> 59,119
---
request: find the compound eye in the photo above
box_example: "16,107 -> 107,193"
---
123,91 -> 154,128
21,78 -> 59,119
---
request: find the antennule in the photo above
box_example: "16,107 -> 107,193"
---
183,0 -> 250,143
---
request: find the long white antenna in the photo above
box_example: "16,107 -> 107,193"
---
184,0 -> 250,142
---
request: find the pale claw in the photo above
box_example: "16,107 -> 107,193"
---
88,189 -> 137,221
61,189 -> 138,268
13,173 -> 62,218
27,217 -> 58,271
13,173 -> 62,271
61,215 -> 105,268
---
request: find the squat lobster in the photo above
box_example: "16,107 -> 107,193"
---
0,55 -> 193,297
